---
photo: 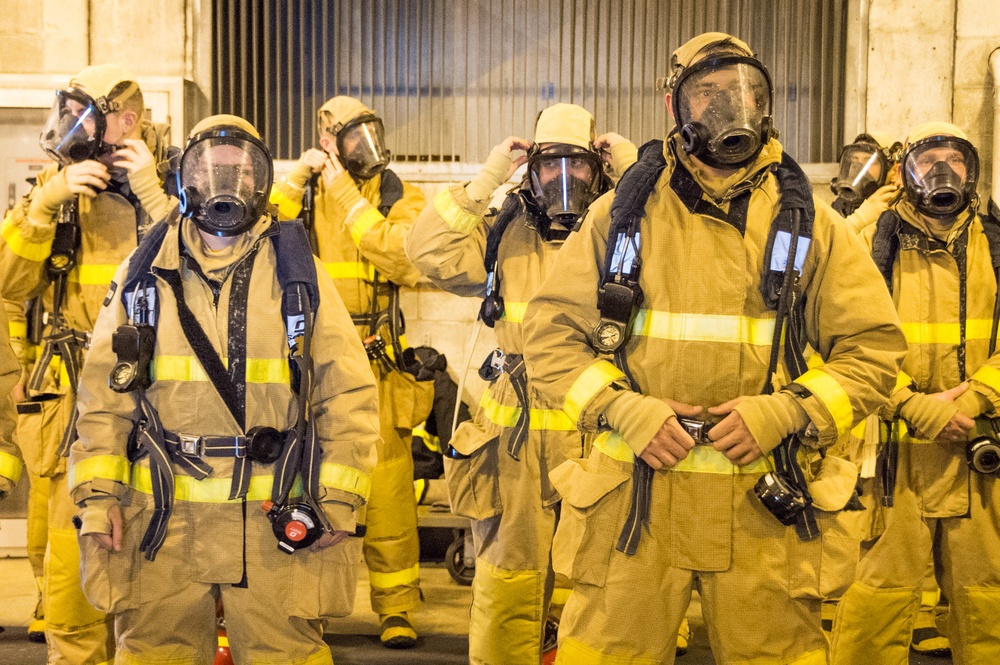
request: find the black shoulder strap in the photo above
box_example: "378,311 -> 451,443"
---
981,200 -> 1000,270
378,169 -> 404,217
479,190 -> 526,327
759,152 -> 815,311
593,140 -> 666,356
870,209 -> 902,294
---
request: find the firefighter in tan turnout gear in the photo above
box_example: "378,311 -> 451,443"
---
405,102 -> 636,664
0,304 -> 23,501
0,63 -> 174,664
70,114 -> 379,663
270,96 -> 432,648
831,122 -> 1000,664
521,33 -> 907,664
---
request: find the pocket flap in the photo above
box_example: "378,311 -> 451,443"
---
550,458 -> 629,509
449,419 -> 497,456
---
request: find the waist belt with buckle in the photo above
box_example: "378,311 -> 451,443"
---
478,349 -> 530,460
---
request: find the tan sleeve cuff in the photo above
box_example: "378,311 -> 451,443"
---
899,392 -> 958,440
603,391 -> 676,456
466,148 -> 514,202
128,162 -> 171,220
27,170 -> 72,223
321,501 -> 357,533
285,161 -> 317,190
326,171 -> 366,211
733,391 -> 810,454
78,496 -> 118,536
955,389 -> 992,420
609,142 -> 639,177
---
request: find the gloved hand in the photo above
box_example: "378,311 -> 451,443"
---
710,392 -> 809,464
465,136 -> 532,202
845,184 -> 900,233
899,385 -> 973,441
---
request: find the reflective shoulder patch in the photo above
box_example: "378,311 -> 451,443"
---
103,281 -> 118,307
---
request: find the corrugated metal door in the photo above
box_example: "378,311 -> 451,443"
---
213,0 -> 847,163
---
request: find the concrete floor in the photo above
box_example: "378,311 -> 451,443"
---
0,547 -> 954,665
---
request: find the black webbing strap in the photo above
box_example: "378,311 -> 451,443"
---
877,419 -> 898,508
135,394 -> 175,560
479,191 -> 526,327
226,254 -> 255,499
502,354 -> 530,460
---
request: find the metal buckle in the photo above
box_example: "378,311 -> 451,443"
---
232,436 -> 247,459
677,418 -> 713,445
178,433 -> 204,456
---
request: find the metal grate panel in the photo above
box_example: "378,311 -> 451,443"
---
213,0 -> 847,163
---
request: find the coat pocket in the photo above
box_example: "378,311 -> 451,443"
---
549,457 -> 630,589
787,508 -> 862,600
78,492 -> 146,613
286,537 -> 364,619
382,368 -> 435,431
443,420 -> 501,520
16,394 -> 69,478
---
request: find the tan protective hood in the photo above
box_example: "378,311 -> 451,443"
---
534,103 -> 595,149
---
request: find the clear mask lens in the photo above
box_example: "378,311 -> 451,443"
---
179,135 -> 272,236
832,144 -> 885,203
528,150 -> 603,223
39,91 -> 105,165
902,137 -> 979,219
338,118 -> 390,179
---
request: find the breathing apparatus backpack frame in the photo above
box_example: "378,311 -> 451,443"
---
596,138 -> 822,555
303,168 -> 409,364
112,213 -> 326,560
867,197 -> 1000,506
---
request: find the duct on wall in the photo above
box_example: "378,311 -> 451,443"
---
991,46 -> 1000,206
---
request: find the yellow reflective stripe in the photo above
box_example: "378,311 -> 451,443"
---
795,369 -> 854,436
324,261 -> 375,281
270,186 -> 304,220
0,450 -> 23,484
632,309 -> 776,345
850,419 -> 867,439
349,208 -> 384,247
320,462 -> 371,501
217,635 -> 230,648
563,360 -> 626,424
432,188 -> 481,233
152,355 -> 209,382
68,454 -> 131,489
478,393 -> 576,431
479,391 -> 521,428
1,213 -> 53,262
972,365 -> 1000,395
593,431 -> 635,462
501,301 -> 528,324
413,478 -> 426,501
901,320 -> 994,345
245,358 -> 290,384
894,420 -> 935,445
894,371 -> 915,393
131,465 -> 303,502
152,356 -> 287,384
68,264 -> 118,286
8,320 -> 27,339
369,563 -> 420,589
550,587 -> 572,606
593,431 -> 772,474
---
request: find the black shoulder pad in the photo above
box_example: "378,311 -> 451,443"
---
378,169 -> 404,216
120,215 -> 173,306
608,139 -> 666,231
271,220 -> 320,313
983,200 -> 1000,270
870,209 -> 902,293
774,152 -> 815,236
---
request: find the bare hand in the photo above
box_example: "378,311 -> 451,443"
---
310,530 -> 349,551
300,148 -> 328,173
11,369 -> 27,403
929,382 -> 976,443
322,153 -> 347,186
495,136 -> 533,180
112,139 -> 155,174
63,161 -> 111,198
594,132 -> 627,166
639,399 -> 703,470
707,397 -> 764,466
88,502 -> 123,552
